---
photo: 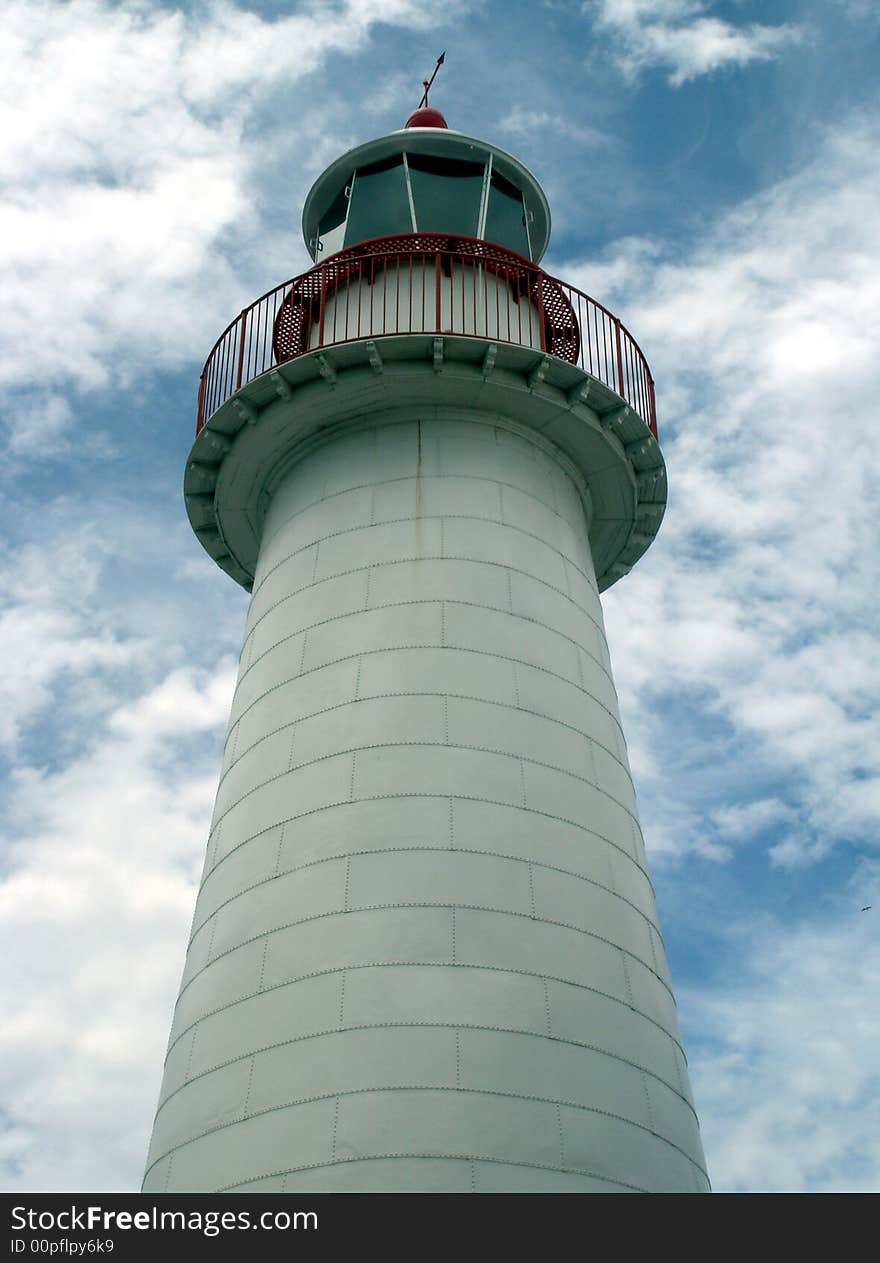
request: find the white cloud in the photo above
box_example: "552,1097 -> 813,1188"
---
711,797 -> 796,843
0,528 -> 142,750
497,106 -> 606,147
0,481 -> 245,1193
686,907 -> 880,1191
0,661 -> 236,1192
588,0 -> 802,84
568,113 -> 880,871
0,0 -> 462,422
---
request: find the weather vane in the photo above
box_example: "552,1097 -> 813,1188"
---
419,51 -> 445,108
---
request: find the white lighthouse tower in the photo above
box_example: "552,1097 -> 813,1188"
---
143,86 -> 709,1194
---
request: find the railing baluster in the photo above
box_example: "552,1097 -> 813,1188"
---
194,237 -> 658,441
235,309 -> 247,390
381,257 -> 387,335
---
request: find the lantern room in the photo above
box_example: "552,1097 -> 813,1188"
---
301,123 -> 552,262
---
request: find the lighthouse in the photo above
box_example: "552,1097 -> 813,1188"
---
143,86 -> 709,1193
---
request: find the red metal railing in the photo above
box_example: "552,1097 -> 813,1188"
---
196,234 -> 656,437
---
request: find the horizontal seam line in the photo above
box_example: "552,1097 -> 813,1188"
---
155,1021 -> 696,1124
174,901 -> 674,1011
253,512 -> 593,605
245,552 -> 601,663
225,644 -> 620,751
202,792 -> 649,898
145,1085 -> 708,1184
220,689 -> 627,794
165,960 -> 686,1065
239,594 -> 611,693
188,844 -> 657,951
208,737 -> 639,838
215,1155 -> 644,1195
257,471 -> 586,565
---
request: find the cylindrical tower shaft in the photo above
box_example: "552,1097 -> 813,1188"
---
144,413 -> 707,1193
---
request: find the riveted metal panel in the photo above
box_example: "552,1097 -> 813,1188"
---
148,416 -> 705,1192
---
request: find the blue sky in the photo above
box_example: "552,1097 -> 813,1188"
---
2,0 -> 878,1192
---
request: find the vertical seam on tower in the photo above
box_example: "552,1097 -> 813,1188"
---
441,601 -> 446,647
338,971 -> 346,1026
455,1030 -> 461,1088
498,482 -> 506,525
205,914 -> 218,965
273,823 -> 286,878
604,842 -> 618,895
640,1072 -> 655,1132
183,1027 -> 197,1084
647,926 -> 660,975
673,1050 -> 687,1097
257,938 -> 269,993
354,656 -> 362,701
243,1055 -> 256,1119
528,863 -> 536,919
331,1096 -> 340,1161
243,633 -> 255,675
348,751 -> 357,802
343,857 -> 351,912
519,760 -> 527,807
512,660 -> 520,708
443,695 -> 449,745
630,819 -> 643,864
543,978 -> 552,1036
470,1161 -> 476,1193
505,567 -> 513,613
451,907 -> 456,964
208,822 -> 222,874
555,1102 -> 564,1169
163,1154 -> 174,1193
586,735 -> 598,786
287,725 -> 298,772
363,567 -> 371,611
620,949 -> 635,1009
448,798 -> 455,849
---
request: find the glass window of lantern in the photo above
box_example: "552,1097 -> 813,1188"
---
484,169 -> 530,258
407,153 -> 485,237
345,156 -> 414,246
316,184 -> 351,258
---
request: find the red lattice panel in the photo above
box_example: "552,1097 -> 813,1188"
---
272,234 -> 580,365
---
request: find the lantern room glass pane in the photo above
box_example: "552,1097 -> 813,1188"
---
317,184 -> 350,258
407,154 -> 484,237
484,170 -> 530,257
345,156 -> 413,246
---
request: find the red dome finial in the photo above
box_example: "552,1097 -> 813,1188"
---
405,106 -> 448,129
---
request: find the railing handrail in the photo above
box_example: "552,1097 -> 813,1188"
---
196,234 -> 657,438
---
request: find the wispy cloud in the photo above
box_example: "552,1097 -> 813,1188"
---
497,106 -> 606,148
0,0 -> 462,427
562,112 -> 880,873
588,0 -> 802,84
686,904 -> 880,1191
0,657 -> 237,1191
